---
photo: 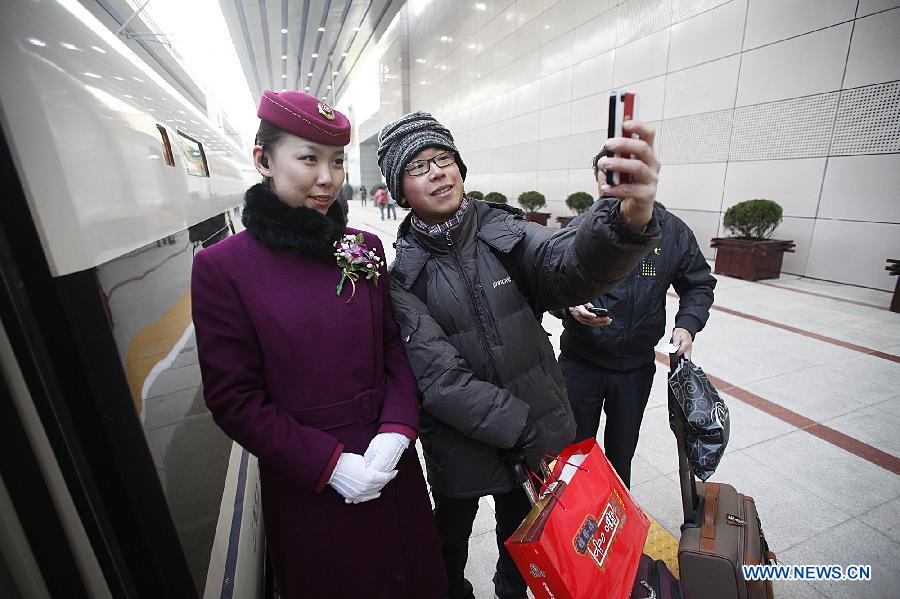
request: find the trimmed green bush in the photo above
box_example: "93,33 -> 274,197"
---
565,192 -> 594,215
723,199 -> 783,240
518,190 -> 546,213
467,190 -> 484,200
484,191 -> 507,204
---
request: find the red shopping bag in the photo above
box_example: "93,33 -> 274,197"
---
505,438 -> 650,599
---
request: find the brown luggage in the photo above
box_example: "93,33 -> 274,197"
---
669,356 -> 776,599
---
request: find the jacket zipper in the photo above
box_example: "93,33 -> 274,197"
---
445,230 -> 502,385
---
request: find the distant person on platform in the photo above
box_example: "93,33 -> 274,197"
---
337,180 -> 352,225
191,90 -> 446,598
359,184 -> 368,206
378,111 -> 662,599
374,184 -> 396,220
553,149 -> 716,488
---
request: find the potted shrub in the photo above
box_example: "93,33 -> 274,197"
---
518,190 -> 550,225
467,190 -> 484,200
558,191 -> 595,227
710,199 -> 796,281
484,191 -> 507,204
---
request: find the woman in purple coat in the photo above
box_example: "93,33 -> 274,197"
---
191,90 -> 447,598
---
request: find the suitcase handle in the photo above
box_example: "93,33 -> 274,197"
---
669,353 -> 704,529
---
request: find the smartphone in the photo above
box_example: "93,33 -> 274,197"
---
607,91 -> 639,185
586,306 -> 609,318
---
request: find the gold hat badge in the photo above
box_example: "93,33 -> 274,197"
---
317,101 -> 336,121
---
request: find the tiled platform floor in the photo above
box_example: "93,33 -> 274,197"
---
349,203 -> 899,599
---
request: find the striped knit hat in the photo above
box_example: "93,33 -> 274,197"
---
377,111 -> 467,205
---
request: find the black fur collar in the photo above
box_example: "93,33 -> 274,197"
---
241,183 -> 345,258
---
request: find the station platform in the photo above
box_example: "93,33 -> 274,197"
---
347,201 -> 899,599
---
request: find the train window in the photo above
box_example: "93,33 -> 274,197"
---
156,125 -> 175,166
176,130 -> 210,177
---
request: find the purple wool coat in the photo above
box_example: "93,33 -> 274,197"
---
191,227 -> 446,598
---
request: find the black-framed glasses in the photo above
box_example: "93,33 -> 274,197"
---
404,151 -> 456,177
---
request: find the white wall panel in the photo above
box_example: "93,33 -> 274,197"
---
513,80 -> 541,115
573,9 -> 618,63
743,0 -> 856,50
541,0 -> 577,44
627,75 -> 667,122
515,13 -> 546,56
568,131 -> 606,169
568,167 -> 597,195
730,93 -> 838,161
514,111 -> 541,143
723,158 -> 827,218
514,48 -> 542,87
668,0 -> 746,71
538,168 -> 569,203
858,0 -> 900,17
516,0 -> 544,27
819,155 -> 900,223
575,0 -> 620,22
493,5 -> 519,43
656,162 -> 728,211
736,24 -> 852,106
539,103 -> 572,139
613,29 -> 670,87
540,31 -> 575,77
805,220 -> 900,290
538,67 -> 573,108
664,55 -> 740,119
843,8 -> 900,89
616,0 -> 672,45
774,216 -> 816,276
511,141 -> 540,172
570,92 -> 610,135
572,50 -> 616,100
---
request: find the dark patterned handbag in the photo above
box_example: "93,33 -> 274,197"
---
667,358 -> 730,481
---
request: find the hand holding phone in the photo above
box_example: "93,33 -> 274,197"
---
607,91 -> 639,186
586,306 -> 609,318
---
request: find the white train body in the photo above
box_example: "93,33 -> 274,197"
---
0,1 -> 265,597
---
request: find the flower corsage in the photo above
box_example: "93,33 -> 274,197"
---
333,233 -> 384,302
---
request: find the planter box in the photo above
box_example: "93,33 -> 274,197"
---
525,211 -> 551,226
556,215 -> 576,228
710,238 -> 795,281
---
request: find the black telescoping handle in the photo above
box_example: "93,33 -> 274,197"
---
669,353 -> 702,529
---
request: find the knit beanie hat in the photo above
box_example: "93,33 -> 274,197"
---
377,111 -> 467,205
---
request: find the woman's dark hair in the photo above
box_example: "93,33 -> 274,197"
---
255,119 -> 287,183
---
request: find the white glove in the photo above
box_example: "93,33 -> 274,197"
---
328,453 -> 397,504
364,432 -> 411,473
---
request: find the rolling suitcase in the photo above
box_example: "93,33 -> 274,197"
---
668,355 -> 776,599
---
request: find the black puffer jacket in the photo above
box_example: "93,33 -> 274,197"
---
390,199 -> 660,497
555,200 -> 716,371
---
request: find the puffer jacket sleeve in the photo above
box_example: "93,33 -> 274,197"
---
512,199 -> 661,312
368,234 -> 420,438
191,250 -> 343,493
390,278 -> 530,449
670,217 -> 716,338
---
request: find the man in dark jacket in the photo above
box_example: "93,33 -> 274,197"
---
377,112 -> 663,599
554,150 -> 716,488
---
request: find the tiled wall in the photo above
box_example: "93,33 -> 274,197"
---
342,0 -> 900,291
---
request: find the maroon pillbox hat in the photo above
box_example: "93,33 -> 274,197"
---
257,89 -> 350,146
